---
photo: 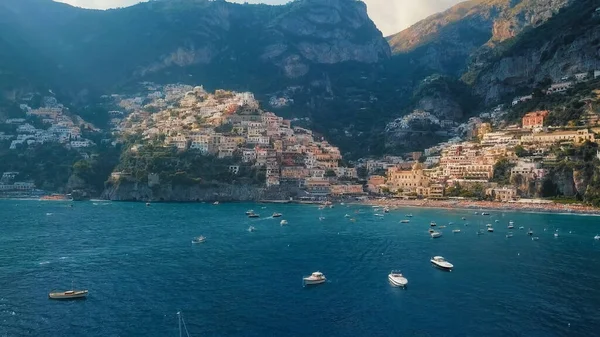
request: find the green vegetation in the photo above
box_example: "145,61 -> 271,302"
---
491,158 -> 515,185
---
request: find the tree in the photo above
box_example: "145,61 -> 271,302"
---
324,169 -> 337,178
491,159 -> 515,185
514,145 -> 529,157
357,167 -> 368,179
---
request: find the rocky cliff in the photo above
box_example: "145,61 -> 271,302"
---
101,180 -> 295,202
471,0 -> 600,103
386,0 -> 572,75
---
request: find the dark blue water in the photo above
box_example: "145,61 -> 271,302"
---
1,200 -> 600,336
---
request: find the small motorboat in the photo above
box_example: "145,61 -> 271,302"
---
303,271 -> 326,285
482,212 -> 490,216
428,228 -> 435,233
430,222 -> 437,227
495,220 -> 499,223
486,224 -> 492,228
374,213 -> 385,217
272,213 -> 282,218
594,235 -> 600,240
248,226 -> 256,232
319,216 -> 325,221
477,231 -> 484,236
400,220 -> 410,223
388,271 -> 408,287
280,220 -> 288,226
383,207 -> 390,213
213,201 -> 219,205
406,214 -> 413,218
430,231 -> 442,238
344,214 -> 351,218
192,236 -> 206,244
506,233 -> 513,238
461,217 -> 466,220
508,221 -> 514,229
452,229 -> 461,233
248,213 -> 260,218
554,233 -> 559,238
318,205 -> 325,210
245,210 -> 254,215
487,227 -> 494,232
146,202 -> 151,206
48,289 -> 88,300
431,256 -> 453,271
528,229 -> 533,236
519,226 -> 525,230
532,236 -> 539,241
438,225 -> 446,229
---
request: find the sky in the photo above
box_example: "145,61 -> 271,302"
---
55,0 -> 463,36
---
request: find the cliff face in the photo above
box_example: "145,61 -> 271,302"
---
101,181 -> 294,202
386,0 -> 571,75
0,0 -> 389,90
471,0 -> 600,103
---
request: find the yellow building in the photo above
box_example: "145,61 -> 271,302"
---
386,163 -> 430,193
521,129 -> 595,145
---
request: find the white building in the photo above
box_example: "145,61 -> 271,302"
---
70,140 -> 92,148
546,82 -> 573,94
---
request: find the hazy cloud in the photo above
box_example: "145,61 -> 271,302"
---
55,0 -> 463,35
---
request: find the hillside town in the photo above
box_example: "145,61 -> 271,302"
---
110,83 -> 363,198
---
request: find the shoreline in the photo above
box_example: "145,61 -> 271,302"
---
358,199 -> 600,216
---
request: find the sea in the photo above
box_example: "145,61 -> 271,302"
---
1,200 -> 600,337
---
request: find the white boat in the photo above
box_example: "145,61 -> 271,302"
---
554,233 -> 559,238
280,220 -> 288,226
406,214 -> 413,218
532,236 -> 539,241
213,201 -> 219,205
495,220 -> 499,223
248,213 -> 260,218
272,213 -> 282,218
528,229 -> 533,236
248,226 -> 256,232
430,231 -> 442,238
438,225 -> 446,229
319,216 -> 325,221
245,210 -> 254,215
595,235 -> 600,240
374,213 -> 385,217
452,229 -> 461,233
303,271 -> 326,285
519,226 -> 525,230
431,256 -> 453,270
430,222 -> 437,227
482,212 -> 490,216
461,217 -> 466,220
508,222 -> 514,229
191,236 -> 206,244
344,214 -> 351,218
388,271 -> 408,287
48,281 -> 88,300
146,202 -> 151,206
383,207 -> 390,213
486,224 -> 492,228
506,233 -> 513,238
487,227 -> 494,232
400,220 -> 410,223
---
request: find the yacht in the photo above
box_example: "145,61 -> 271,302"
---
487,227 -> 494,232
245,210 -> 254,215
280,220 -> 288,226
430,222 -> 437,227
303,272 -> 326,285
49,289 -> 88,300
431,256 -> 453,271
388,271 -> 408,287
508,221 -> 514,229
248,226 -> 256,232
48,281 -> 88,300
400,220 -> 410,223
192,236 -> 206,244
452,229 -> 461,233
430,231 -> 442,238
248,213 -> 260,218
272,213 -> 283,218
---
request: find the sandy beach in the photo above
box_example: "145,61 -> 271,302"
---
360,198 -> 600,216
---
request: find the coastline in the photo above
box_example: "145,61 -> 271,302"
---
358,199 -> 600,216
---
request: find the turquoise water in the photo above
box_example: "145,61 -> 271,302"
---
1,200 -> 600,336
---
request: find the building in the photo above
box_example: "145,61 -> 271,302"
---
481,132 -> 519,146
386,163 -> 430,194
486,187 -> 518,202
522,111 -> 549,129
574,72 -> 589,82
304,178 -> 330,196
520,129 -> 595,145
329,184 -> 364,195
512,95 -> 533,106
511,162 -> 547,181
546,82 -> 573,94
